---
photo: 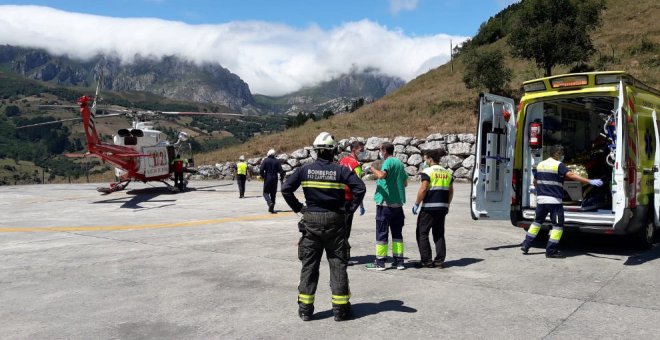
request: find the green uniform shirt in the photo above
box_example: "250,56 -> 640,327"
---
374,157 -> 408,205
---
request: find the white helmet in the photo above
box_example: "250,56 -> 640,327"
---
313,132 -> 337,150
267,149 -> 276,156
239,155 -> 245,161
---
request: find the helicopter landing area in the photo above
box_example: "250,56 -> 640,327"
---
1,181 -> 659,339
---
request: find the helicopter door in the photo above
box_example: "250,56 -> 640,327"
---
471,93 -> 516,220
652,110 -> 659,227
141,146 -> 170,177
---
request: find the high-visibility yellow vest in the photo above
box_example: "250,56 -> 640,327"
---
237,162 -> 248,175
421,165 -> 452,211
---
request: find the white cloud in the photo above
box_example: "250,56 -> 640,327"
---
389,0 -> 419,15
0,5 -> 467,96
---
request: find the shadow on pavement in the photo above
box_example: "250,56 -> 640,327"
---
443,257 -> 484,268
501,232 -> 659,263
313,300 -> 417,320
624,245 -> 660,266
484,243 -> 523,251
349,255 -> 411,266
93,187 -> 177,209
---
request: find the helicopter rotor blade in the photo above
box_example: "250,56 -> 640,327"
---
159,111 -> 245,116
15,113 -> 124,129
37,105 -> 80,109
15,117 -> 83,129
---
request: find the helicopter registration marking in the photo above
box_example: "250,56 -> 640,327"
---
0,212 -> 294,233
142,146 -> 169,177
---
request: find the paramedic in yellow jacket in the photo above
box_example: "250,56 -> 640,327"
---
521,145 -> 603,258
235,155 -> 250,198
412,149 -> 453,268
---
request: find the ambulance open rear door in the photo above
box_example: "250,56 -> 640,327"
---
471,93 -> 516,220
652,110 -> 660,227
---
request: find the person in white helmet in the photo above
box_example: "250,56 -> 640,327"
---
282,132 -> 366,322
235,155 -> 249,198
260,148 -> 285,213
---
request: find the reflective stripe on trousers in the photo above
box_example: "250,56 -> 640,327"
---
298,293 -> 315,305
376,242 -> 388,258
331,294 -> 351,305
392,239 -> 404,257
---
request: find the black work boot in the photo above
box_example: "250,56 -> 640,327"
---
298,303 -> 314,321
268,202 -> 275,213
546,251 -> 565,259
333,303 -> 353,322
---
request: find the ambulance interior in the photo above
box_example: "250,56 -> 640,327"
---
522,96 -> 617,213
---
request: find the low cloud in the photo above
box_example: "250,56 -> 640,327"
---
0,5 -> 467,96
389,0 -> 419,15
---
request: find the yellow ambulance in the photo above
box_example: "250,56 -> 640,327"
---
471,71 -> 660,247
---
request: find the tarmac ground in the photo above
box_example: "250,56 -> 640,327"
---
1,180 -> 659,339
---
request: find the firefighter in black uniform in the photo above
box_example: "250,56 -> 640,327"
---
282,132 -> 366,322
260,149 -> 285,213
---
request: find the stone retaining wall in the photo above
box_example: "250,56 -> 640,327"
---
193,133 -> 476,182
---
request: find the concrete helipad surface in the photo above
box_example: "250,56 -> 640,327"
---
1,181 -> 659,339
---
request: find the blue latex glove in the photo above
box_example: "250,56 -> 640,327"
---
359,206 -> 365,216
412,204 -> 419,215
588,179 -> 604,187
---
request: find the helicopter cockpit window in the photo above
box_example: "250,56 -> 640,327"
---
117,129 -> 131,137
124,136 -> 138,145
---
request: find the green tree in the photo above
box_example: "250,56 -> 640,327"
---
322,110 -> 334,119
508,0 -> 606,76
4,105 -> 20,117
462,48 -> 513,93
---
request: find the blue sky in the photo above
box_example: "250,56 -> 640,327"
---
0,1 -> 518,95
0,0 -> 516,36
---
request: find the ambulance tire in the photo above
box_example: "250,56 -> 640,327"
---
632,221 -> 655,250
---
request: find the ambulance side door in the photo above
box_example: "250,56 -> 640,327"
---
470,93 -> 517,220
652,110 -> 659,227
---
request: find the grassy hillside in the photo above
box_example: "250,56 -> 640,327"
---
197,0 -> 659,164
0,71 -> 275,184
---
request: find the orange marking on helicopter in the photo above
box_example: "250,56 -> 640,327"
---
0,212 -> 295,233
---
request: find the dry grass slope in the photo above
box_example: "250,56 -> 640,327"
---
197,0 -> 659,164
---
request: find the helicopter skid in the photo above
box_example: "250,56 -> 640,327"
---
97,180 -> 131,194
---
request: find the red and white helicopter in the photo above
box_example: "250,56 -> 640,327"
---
20,80 -> 245,194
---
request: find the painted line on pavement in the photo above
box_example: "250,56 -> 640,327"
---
0,212 -> 296,233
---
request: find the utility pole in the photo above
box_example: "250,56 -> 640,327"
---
450,39 -> 454,73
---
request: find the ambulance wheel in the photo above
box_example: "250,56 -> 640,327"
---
633,222 -> 655,250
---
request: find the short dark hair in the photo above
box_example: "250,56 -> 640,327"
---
423,149 -> 445,163
549,145 -> 564,159
350,140 -> 364,151
380,142 -> 394,155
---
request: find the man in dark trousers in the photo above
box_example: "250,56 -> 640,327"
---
412,149 -> 453,268
282,132 -> 366,322
260,149 -> 285,213
338,140 -> 366,265
235,155 -> 249,198
171,154 -> 188,191
521,145 -> 603,258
